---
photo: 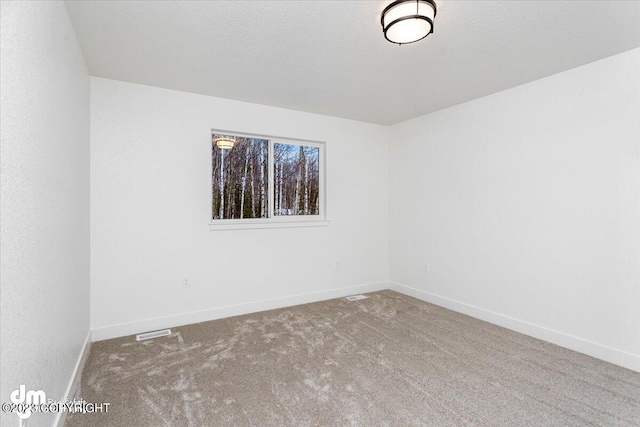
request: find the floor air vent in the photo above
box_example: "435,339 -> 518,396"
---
136,329 -> 171,341
345,294 -> 368,301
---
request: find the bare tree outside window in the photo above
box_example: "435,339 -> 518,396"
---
274,143 -> 320,216
212,135 -> 268,220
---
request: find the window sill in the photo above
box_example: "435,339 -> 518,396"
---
209,219 -> 330,231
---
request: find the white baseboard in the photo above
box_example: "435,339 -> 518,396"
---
54,329 -> 92,427
91,282 -> 389,341
389,282 -> 640,373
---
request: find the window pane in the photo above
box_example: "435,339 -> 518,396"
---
212,134 -> 269,219
274,143 -> 320,216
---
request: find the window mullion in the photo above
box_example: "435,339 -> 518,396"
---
268,139 -> 275,219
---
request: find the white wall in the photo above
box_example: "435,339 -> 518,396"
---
389,48 -> 640,371
90,78 -> 389,339
0,2 -> 90,426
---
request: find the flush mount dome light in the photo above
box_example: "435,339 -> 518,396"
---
381,0 -> 437,45
213,135 -> 236,150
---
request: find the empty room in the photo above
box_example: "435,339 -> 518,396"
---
1,0 -> 639,426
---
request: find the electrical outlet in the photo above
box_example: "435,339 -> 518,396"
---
182,278 -> 190,288
423,262 -> 431,273
335,261 -> 341,270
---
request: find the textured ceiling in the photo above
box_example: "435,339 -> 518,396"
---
65,1 -> 640,125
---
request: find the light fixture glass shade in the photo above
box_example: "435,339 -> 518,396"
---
214,136 -> 236,150
381,0 -> 437,45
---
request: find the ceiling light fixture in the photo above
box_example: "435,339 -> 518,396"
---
213,135 -> 236,150
381,0 -> 437,45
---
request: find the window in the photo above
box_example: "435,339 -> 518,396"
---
212,136 -> 269,220
273,143 -> 320,216
211,130 -> 327,229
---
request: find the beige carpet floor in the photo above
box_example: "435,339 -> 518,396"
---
65,290 -> 640,426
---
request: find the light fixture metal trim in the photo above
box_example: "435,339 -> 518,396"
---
381,0 -> 437,45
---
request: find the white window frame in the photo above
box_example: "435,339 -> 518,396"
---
209,129 -> 329,231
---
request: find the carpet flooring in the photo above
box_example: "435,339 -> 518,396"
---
65,290 -> 640,426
